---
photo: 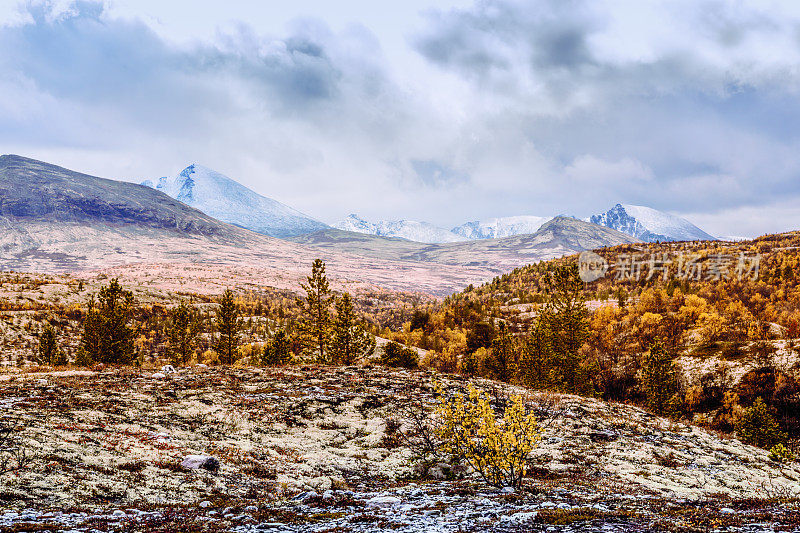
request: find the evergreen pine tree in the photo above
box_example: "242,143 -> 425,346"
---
167,302 -> 201,366
215,289 -> 241,365
639,338 -> 679,415
80,279 -> 136,365
37,323 -> 66,366
485,322 -> 516,383
540,264 -> 590,392
330,293 -> 375,365
519,317 -> 554,389
262,329 -> 292,366
466,322 -> 496,354
296,259 -> 333,362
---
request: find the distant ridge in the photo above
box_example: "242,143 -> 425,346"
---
296,216 -> 637,272
0,155 -> 514,296
333,214 -> 466,243
452,215 -> 549,239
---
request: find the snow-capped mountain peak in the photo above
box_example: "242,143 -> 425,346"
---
452,215 -> 550,240
335,214 -> 376,234
333,215 -> 467,243
142,164 -> 328,239
333,213 -> 555,243
589,203 -> 716,242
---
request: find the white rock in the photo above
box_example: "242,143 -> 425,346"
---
151,373 -> 166,379
501,511 -> 537,522
161,365 -> 176,374
199,501 -> 213,509
367,496 -> 401,507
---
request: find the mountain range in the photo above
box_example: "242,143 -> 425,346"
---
452,215 -> 550,240
333,214 -> 553,243
295,216 -> 637,272
0,155 -> 646,296
135,163 -> 714,245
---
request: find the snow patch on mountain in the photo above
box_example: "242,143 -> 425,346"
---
452,216 -> 550,240
334,214 -> 467,243
142,165 -> 328,239
590,204 -> 716,242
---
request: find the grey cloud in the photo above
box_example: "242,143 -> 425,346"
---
0,1 -> 370,131
412,0 -> 800,220
414,0 -> 597,82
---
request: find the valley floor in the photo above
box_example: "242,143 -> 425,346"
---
0,366 -> 799,532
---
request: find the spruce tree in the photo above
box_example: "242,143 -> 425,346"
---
167,302 -> 201,366
215,289 -> 241,365
466,322 -> 496,354
297,259 -> 333,362
330,293 -> 375,365
80,279 -> 136,365
639,339 -> 679,415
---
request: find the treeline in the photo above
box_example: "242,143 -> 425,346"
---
32,260 -> 383,369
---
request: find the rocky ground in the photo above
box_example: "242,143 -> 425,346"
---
0,366 -> 799,532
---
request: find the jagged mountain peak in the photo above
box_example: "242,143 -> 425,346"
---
589,203 -> 716,242
142,165 -> 328,239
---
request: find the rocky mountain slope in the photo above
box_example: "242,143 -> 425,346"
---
451,215 -> 550,240
1,366 -> 797,532
143,164 -> 328,238
334,214 -> 466,243
590,203 -> 716,242
0,155 -> 229,236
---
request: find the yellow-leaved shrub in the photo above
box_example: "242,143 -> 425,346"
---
434,383 -> 541,489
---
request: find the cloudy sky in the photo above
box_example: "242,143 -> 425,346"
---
2,0 -> 800,237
